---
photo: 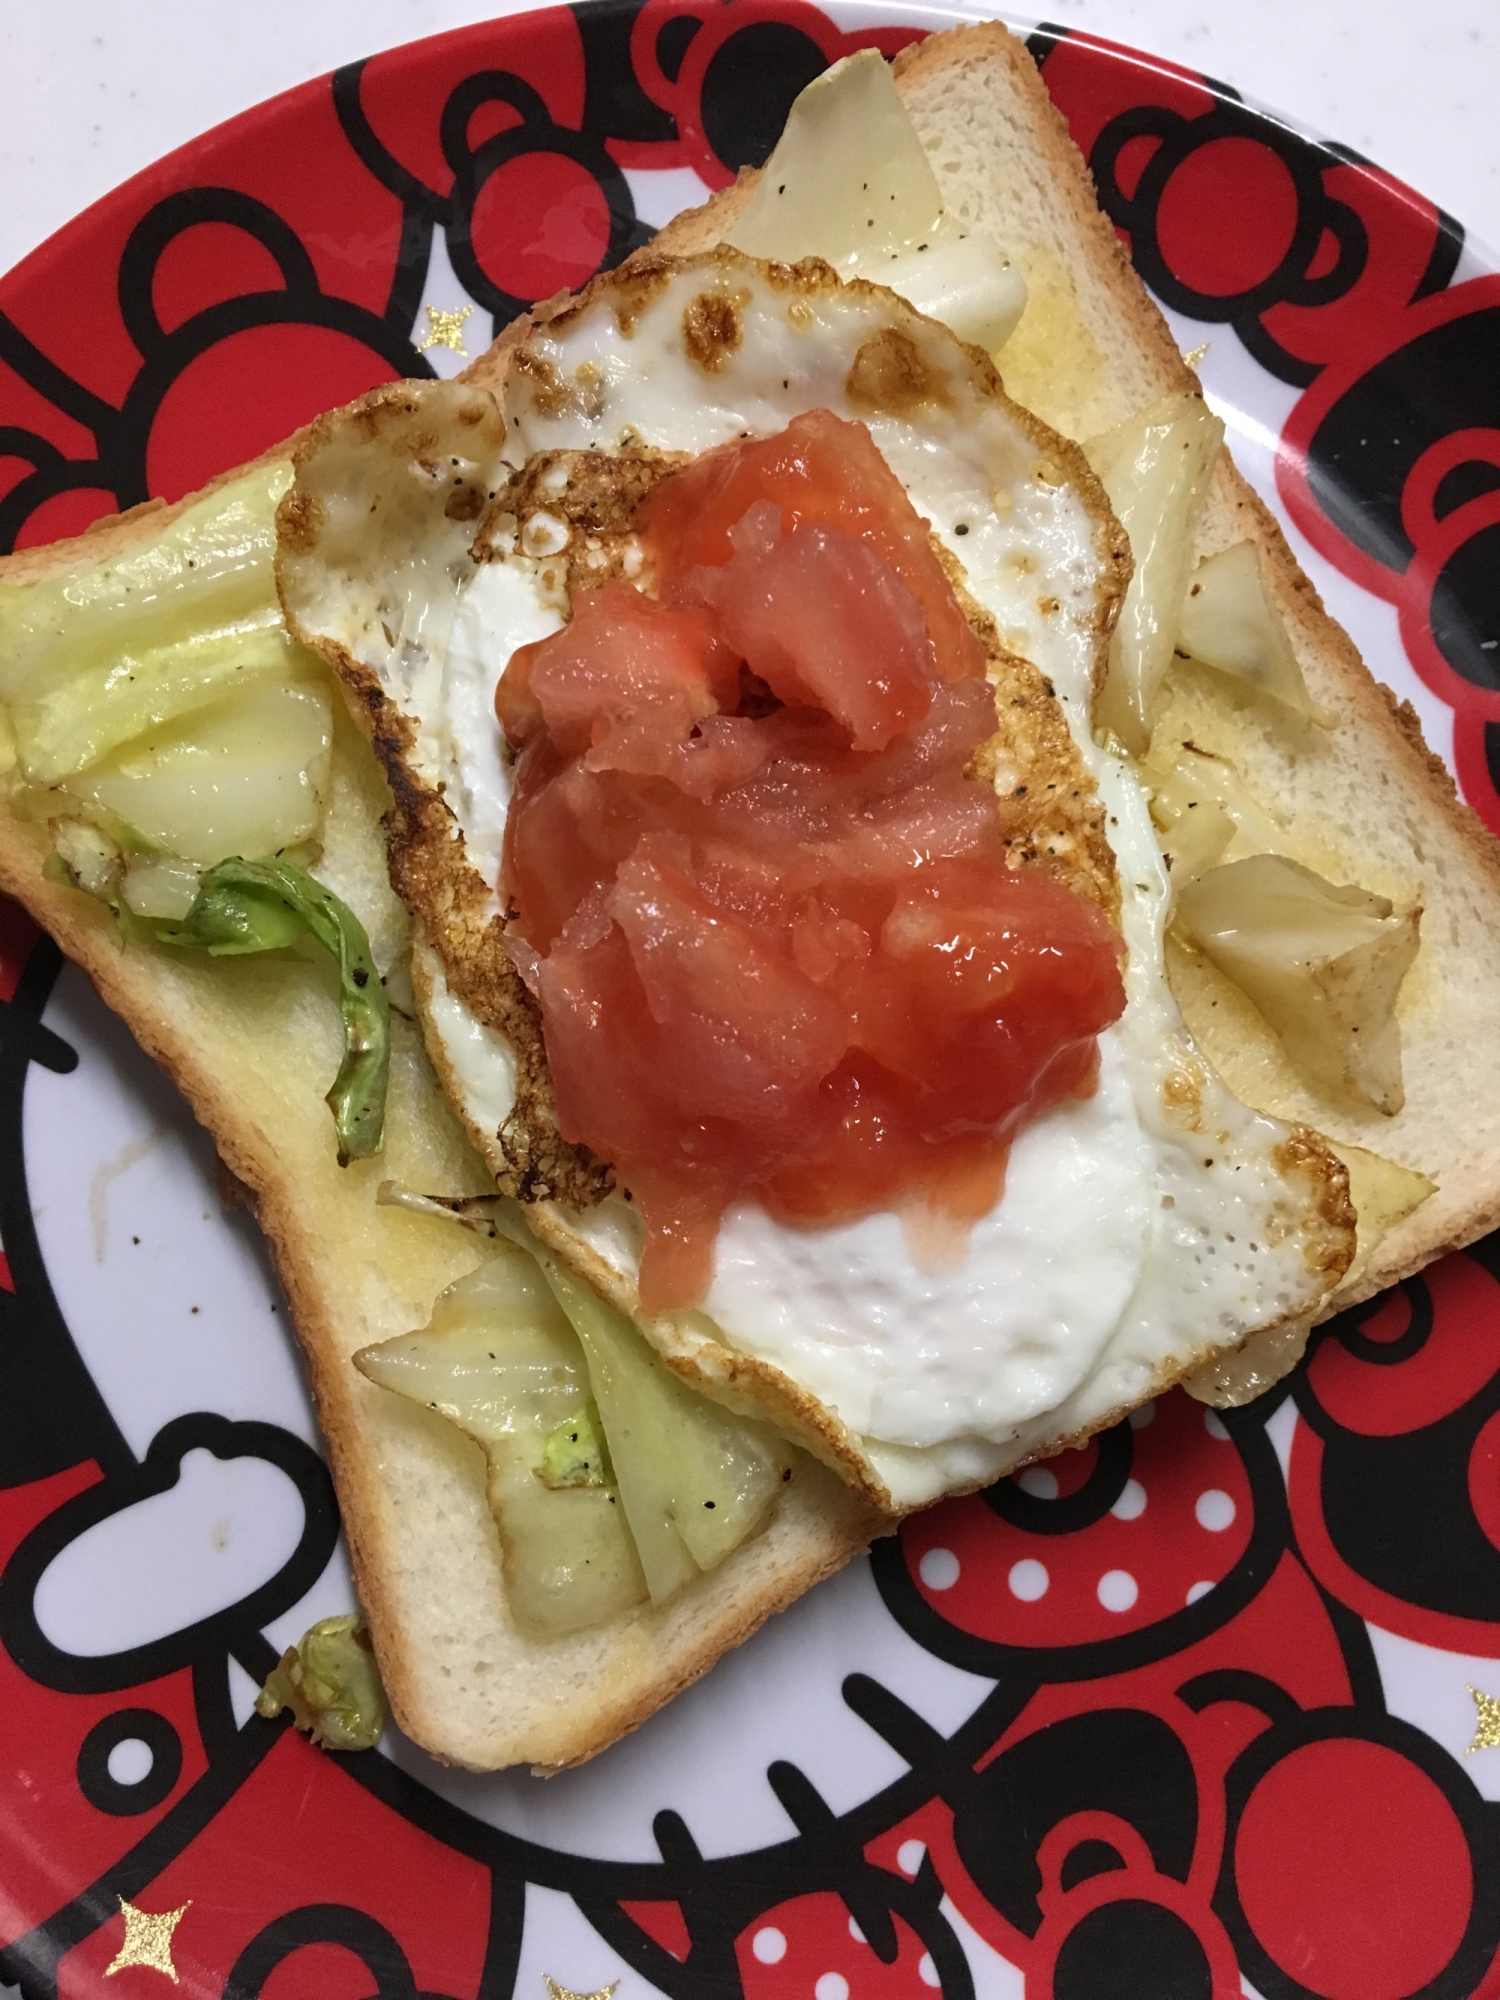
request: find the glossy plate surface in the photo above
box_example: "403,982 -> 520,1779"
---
2,7 -> 1499,1995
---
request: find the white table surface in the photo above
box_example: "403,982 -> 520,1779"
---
2,0 -> 1497,281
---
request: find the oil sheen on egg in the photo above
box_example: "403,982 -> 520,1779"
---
290,257 -> 1344,1510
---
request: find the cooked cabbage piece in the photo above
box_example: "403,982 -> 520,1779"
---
1175,853 -> 1420,1114
358,1215 -> 792,1629
539,1402 -> 612,1490
1141,734 -> 1285,881
523,1227 -> 794,1597
1144,757 -> 1236,881
356,1250 -> 647,1638
1087,393 -> 1223,751
1328,1140 -> 1436,1294
155,857 -> 389,1162
1183,1316 -> 1313,1409
254,1613 -> 388,1751
73,680 -> 333,865
122,854 -> 203,922
44,818 -> 203,920
1178,540 -> 1332,725
0,462 -> 337,902
727,49 -> 1026,354
0,464 -> 316,783
49,818 -> 122,901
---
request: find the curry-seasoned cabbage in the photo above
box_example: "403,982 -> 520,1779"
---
1087,394 -> 1223,752
1175,853 -> 1420,1115
0,465 -> 313,783
728,49 -> 1026,354
357,1249 -> 647,1637
1178,540 -> 1332,725
73,680 -> 332,866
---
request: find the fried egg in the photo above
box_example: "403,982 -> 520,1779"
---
279,250 -> 1351,1512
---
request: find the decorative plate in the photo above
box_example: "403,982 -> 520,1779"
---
2,7 -> 1499,1996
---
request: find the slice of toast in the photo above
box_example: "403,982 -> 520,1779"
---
0,19 -> 1494,1770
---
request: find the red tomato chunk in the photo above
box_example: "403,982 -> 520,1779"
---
498,410 -> 1125,1311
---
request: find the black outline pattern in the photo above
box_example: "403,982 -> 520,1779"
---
1027,20 -> 1465,393
75,1709 -> 185,1819
1091,95 -> 1370,390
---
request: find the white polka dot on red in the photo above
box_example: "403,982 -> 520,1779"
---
918,1547 -> 960,1590
1097,1568 -> 1139,1612
1008,1558 -> 1049,1601
752,1927 -> 786,1965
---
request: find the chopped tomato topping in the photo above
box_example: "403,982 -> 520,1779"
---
676,502 -> 938,752
498,411 -> 1125,1312
498,582 -> 739,768
638,407 -> 987,692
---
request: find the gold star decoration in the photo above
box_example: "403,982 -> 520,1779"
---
416,303 -> 475,357
1466,1684 -> 1500,1753
543,1979 -> 619,2000
104,1896 -> 191,1982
